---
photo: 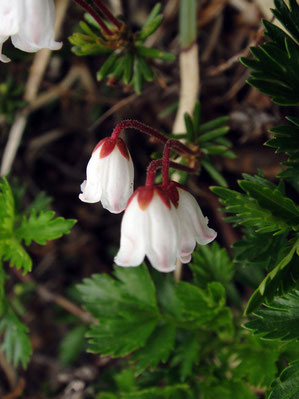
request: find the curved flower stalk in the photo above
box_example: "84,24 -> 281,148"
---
115,182 -> 217,272
0,0 -> 62,63
79,137 -> 134,214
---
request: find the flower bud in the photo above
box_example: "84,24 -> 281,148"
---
79,138 -> 134,214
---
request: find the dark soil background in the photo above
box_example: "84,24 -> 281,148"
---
0,0 -> 289,397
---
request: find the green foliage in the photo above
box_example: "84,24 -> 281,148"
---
266,116 -> 299,179
190,242 -> 234,288
240,0 -> 299,105
0,301 -> 32,368
212,172 -> 299,235
269,360 -> 299,399
0,177 -> 76,273
246,289 -> 299,340
69,5 -> 175,94
78,264 -> 233,378
245,238 -> 299,314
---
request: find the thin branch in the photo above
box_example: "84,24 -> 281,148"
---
73,0 -> 114,35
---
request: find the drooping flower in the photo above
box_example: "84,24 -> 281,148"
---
114,186 -> 180,272
115,182 -> 217,272
79,137 -> 134,214
0,0 -> 62,63
174,184 -> 217,263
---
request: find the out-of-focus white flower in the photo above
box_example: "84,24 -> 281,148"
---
175,185 -> 217,263
115,182 -> 217,272
114,186 -> 180,272
0,0 -> 62,63
79,137 -> 134,214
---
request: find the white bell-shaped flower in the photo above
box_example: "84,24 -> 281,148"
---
115,186 -> 180,272
175,185 -> 217,263
0,0 -> 61,62
79,137 -> 134,214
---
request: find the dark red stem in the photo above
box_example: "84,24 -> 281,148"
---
93,0 -> 123,30
73,0 -> 114,36
111,120 -> 197,156
145,158 -> 197,187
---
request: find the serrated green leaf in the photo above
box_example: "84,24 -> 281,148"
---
233,336 -> 279,387
245,289 -> 299,340
245,238 -> 299,314
1,238 -> 32,273
199,379 -> 256,399
0,304 -> 32,368
123,384 -> 192,399
0,177 -> 15,236
170,331 -> 200,381
190,242 -> 234,288
16,210 -> 76,246
132,323 -> 176,374
269,360 -> 299,399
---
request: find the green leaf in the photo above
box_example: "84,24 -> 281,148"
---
132,323 -> 176,374
0,177 -> 15,235
123,52 -> 134,85
78,265 -> 160,357
170,331 -> 200,381
138,4 -> 163,42
189,242 -> 234,288
16,210 -> 76,246
0,262 -> 6,316
0,304 -> 32,368
1,238 -> 32,273
201,159 -> 228,187
58,325 -> 87,366
97,52 -> 119,81
233,336 -> 279,387
199,116 -> 229,133
245,289 -> 299,340
212,173 -> 299,235
123,384 -> 192,399
198,127 -> 229,144
245,238 -> 299,314
269,360 -> 299,399
199,379 -> 256,399
136,46 -> 175,62
184,113 -> 194,141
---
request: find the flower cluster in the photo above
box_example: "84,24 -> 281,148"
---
0,0 -> 61,63
80,120 -> 217,272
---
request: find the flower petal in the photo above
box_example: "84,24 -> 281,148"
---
144,194 -> 178,273
114,196 -> 146,266
11,0 -> 62,53
79,149 -> 103,203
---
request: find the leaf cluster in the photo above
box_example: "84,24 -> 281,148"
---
240,0 -> 299,105
0,177 -> 76,274
0,76 -> 26,124
69,4 -> 175,94
0,177 -> 76,368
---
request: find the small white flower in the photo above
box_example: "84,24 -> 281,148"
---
79,137 -> 134,214
115,182 -> 217,273
175,185 -> 217,263
0,0 -> 61,63
114,186 -> 180,272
